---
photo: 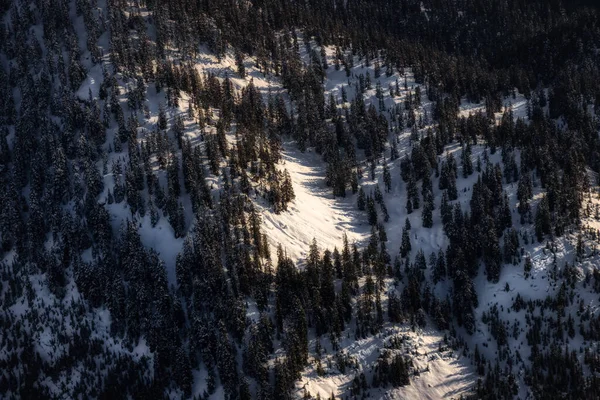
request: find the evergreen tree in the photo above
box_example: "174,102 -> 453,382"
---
357,187 -> 366,211
383,162 -> 392,193
400,226 -> 411,258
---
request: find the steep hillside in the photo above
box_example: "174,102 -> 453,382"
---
2,0 -> 600,399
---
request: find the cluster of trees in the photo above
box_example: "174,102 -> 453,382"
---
2,0 -> 600,398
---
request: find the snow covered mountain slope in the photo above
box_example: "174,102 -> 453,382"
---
101,41 -> 548,399
259,141 -> 367,264
2,0 -> 600,398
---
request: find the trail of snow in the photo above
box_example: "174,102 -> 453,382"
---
258,141 -> 368,264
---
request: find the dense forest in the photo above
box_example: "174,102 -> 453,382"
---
2,0 -> 600,398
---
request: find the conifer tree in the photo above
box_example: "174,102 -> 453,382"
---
400,226 -> 411,258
